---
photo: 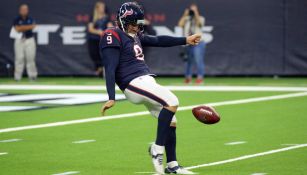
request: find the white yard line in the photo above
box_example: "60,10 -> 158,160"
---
0,139 -> 22,143
224,141 -> 247,145
135,144 -> 307,174
281,144 -> 300,146
0,92 -> 307,134
185,144 -> 307,170
72,140 -> 96,144
0,152 -> 8,156
0,85 -> 307,92
52,171 -> 79,175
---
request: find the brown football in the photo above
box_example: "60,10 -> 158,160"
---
192,105 -> 220,124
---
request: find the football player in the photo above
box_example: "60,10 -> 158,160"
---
100,2 -> 200,174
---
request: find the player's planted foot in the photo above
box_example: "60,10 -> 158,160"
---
149,143 -> 165,174
165,164 -> 195,174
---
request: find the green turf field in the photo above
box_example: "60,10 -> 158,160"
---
0,77 -> 307,175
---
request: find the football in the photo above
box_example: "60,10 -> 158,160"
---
192,105 -> 220,124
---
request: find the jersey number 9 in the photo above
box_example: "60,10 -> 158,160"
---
107,36 -> 113,44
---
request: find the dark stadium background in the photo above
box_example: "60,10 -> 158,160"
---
0,0 -> 306,76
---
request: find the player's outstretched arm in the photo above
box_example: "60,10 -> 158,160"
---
100,47 -> 120,116
140,33 -> 202,47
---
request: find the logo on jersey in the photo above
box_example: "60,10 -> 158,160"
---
134,45 -> 144,60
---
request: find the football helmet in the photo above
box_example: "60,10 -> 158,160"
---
117,2 -> 145,32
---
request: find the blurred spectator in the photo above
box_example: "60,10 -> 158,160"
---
87,1 -> 113,77
13,4 -> 37,81
178,4 -> 206,84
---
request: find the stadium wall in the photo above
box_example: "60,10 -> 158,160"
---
0,0 -> 306,76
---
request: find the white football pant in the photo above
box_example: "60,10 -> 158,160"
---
124,75 -> 178,123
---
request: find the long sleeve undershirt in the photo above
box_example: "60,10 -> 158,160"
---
101,47 -> 120,100
141,35 -> 186,47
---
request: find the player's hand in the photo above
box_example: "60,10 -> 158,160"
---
187,33 -> 202,45
101,100 -> 115,116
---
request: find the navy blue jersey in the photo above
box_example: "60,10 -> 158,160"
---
13,16 -> 35,39
100,28 -> 186,100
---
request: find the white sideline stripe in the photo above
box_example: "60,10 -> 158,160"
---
0,139 -> 22,143
251,173 -> 267,175
0,92 -> 307,134
225,141 -> 246,145
1,85 -> 307,92
178,92 -> 307,110
167,86 -> 307,92
0,106 -> 40,112
0,111 -> 149,134
185,144 -> 307,170
0,152 -> 8,156
52,171 -> 79,175
72,139 -> 96,144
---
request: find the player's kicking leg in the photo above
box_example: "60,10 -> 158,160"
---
124,75 -> 195,174
148,107 -> 194,174
148,105 -> 177,174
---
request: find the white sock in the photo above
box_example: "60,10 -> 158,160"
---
167,161 -> 179,168
153,143 -> 165,154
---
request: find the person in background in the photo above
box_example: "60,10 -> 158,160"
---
87,1 -> 113,77
13,4 -> 37,82
178,4 -> 206,85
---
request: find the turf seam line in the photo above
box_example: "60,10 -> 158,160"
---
1,85 -> 307,91
1,92 -> 307,133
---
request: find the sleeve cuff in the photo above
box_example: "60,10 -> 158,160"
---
179,37 -> 187,45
